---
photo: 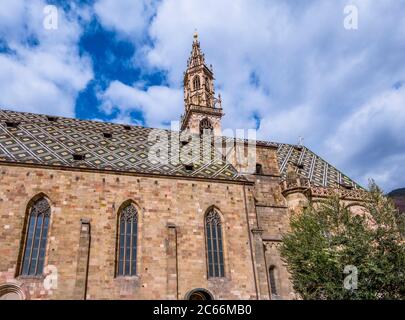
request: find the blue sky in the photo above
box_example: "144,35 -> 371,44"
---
1,0 -> 405,192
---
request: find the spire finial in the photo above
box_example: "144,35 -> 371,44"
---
193,29 -> 198,42
298,136 -> 304,146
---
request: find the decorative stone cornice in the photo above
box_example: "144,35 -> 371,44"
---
264,241 -> 282,250
254,202 -> 288,209
251,227 -> 264,235
180,104 -> 224,131
280,177 -> 369,201
309,186 -> 369,201
262,235 -> 282,242
279,177 -> 310,197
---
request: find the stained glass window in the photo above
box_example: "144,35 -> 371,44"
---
117,203 -> 138,276
21,198 -> 50,276
205,209 -> 224,277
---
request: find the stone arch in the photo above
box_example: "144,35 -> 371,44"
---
199,117 -> 213,135
185,288 -> 214,300
345,202 -> 368,211
0,283 -> 25,300
204,205 -> 225,222
116,199 -> 141,217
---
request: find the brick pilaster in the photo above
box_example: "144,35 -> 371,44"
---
252,228 -> 270,300
166,223 -> 178,300
73,218 -> 91,300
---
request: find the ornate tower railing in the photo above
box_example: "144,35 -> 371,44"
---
280,177 -> 368,201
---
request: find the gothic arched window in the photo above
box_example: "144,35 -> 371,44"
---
21,197 -> 51,276
193,75 -> 201,90
205,208 -> 225,278
199,118 -> 213,135
269,265 -> 278,296
117,203 -> 138,276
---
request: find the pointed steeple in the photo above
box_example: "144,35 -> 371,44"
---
187,31 -> 205,68
180,32 -> 224,136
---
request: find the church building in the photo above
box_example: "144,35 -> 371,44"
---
0,34 -> 367,300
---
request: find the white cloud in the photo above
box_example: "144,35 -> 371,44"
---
94,0 -> 155,39
99,80 -> 182,128
137,0 -> 405,190
326,85 -> 405,190
0,0 -> 93,117
0,0 -> 26,42
3,0 -> 403,190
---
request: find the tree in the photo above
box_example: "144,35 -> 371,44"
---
280,181 -> 405,300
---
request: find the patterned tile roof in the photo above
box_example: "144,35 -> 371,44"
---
275,143 -> 362,189
222,137 -> 362,189
0,109 -> 244,182
0,109 -> 361,188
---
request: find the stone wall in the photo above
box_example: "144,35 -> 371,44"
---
0,164 -> 258,300
228,144 -> 296,300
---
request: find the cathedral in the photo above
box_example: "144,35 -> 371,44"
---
0,34 -> 367,300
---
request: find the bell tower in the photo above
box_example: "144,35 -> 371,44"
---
180,32 -> 224,136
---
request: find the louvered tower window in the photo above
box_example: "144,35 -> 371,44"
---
199,118 -> 213,135
193,75 -> 201,90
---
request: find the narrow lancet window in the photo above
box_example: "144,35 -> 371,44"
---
205,208 -> 224,277
269,266 -> 278,296
21,197 -> 51,276
117,203 -> 138,276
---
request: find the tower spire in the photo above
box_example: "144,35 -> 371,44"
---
180,33 -> 224,136
188,30 -> 205,68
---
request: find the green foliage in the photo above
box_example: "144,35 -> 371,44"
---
280,181 -> 405,300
